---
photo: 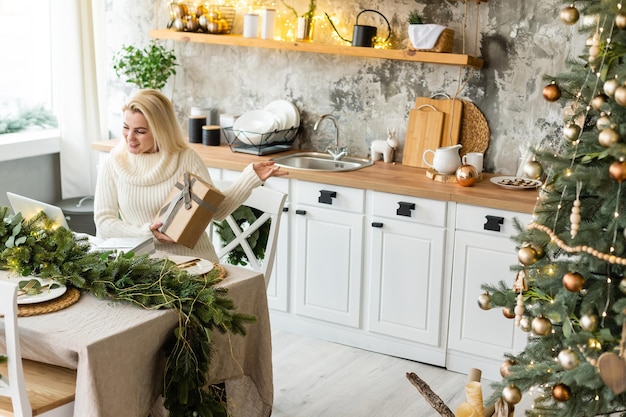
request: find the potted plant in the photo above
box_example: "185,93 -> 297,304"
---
407,10 -> 451,52
112,41 -> 178,90
281,0 -> 316,41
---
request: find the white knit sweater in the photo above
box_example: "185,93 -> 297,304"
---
94,142 -> 263,262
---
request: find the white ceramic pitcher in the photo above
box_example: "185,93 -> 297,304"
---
423,144 -> 462,174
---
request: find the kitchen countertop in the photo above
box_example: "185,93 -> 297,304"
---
92,140 -> 539,214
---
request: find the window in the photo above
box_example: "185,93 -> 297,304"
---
0,0 -> 53,116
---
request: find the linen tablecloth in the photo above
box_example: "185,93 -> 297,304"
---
0,265 -> 273,417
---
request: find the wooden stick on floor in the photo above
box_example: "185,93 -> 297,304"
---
406,372 -> 455,417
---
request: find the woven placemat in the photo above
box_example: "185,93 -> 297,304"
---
459,100 -> 490,157
18,287 -> 81,317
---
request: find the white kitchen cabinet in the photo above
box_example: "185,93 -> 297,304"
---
292,180 -> 365,328
366,191 -> 449,366
446,203 -> 532,381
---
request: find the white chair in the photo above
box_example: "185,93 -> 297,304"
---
212,182 -> 287,289
0,281 -> 76,417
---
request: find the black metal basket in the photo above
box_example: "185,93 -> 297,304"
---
223,126 -> 299,155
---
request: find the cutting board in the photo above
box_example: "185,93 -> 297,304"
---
414,97 -> 463,148
402,105 -> 445,168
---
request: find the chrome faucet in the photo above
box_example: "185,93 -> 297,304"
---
313,114 -> 347,160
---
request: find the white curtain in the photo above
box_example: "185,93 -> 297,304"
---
51,0 -> 107,199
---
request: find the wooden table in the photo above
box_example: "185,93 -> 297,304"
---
0,264 -> 272,417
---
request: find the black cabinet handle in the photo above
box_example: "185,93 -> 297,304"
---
484,215 -> 504,232
396,202 -> 416,217
295,209 -> 307,215
371,222 -> 384,228
282,207 -> 289,212
319,190 -> 337,204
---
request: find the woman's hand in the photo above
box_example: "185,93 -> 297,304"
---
253,161 -> 289,181
150,222 -> 175,243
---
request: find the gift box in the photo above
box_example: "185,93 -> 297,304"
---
155,172 -> 225,248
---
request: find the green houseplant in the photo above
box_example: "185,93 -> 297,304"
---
112,41 -> 177,90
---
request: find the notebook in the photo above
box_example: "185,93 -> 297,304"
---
7,192 -> 70,230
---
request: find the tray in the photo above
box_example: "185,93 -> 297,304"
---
223,126 -> 299,155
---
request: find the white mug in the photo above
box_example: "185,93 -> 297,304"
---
462,152 -> 483,173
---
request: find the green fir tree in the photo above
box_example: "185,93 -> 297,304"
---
482,1 -> 626,416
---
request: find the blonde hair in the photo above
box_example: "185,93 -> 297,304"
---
122,89 -> 188,153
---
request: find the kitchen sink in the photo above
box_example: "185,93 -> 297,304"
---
270,152 -> 374,172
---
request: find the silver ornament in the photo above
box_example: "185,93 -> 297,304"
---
519,316 -> 531,332
477,293 -> 492,310
564,123 -> 581,141
604,78 -> 620,97
557,349 -> 580,370
580,314 -> 599,331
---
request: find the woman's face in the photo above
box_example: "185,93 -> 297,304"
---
122,110 -> 157,154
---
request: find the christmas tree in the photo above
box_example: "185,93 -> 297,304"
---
481,1 -> 626,416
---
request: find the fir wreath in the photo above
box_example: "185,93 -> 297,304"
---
214,205 -> 270,266
0,207 -> 256,417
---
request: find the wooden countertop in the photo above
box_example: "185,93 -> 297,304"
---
92,140 -> 538,214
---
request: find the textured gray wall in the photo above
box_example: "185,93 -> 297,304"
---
105,0 -> 573,175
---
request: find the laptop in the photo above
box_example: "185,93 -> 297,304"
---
7,192 -> 71,230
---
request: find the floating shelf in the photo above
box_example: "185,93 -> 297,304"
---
150,29 -> 484,69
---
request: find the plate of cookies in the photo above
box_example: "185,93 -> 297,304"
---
490,176 -> 542,190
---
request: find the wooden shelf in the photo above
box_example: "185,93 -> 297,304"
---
150,29 -> 484,69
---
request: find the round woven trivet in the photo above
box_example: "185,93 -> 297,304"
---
459,100 -> 490,157
213,264 -> 228,282
18,287 -> 81,317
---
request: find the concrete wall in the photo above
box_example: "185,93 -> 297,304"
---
104,0 -> 574,175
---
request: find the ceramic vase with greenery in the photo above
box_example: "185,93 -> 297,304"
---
112,41 -> 177,90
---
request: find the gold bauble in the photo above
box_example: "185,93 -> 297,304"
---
502,384 -> 523,405
500,359 -> 516,378
477,292 -> 492,310
563,123 -> 581,141
609,161 -> 626,182
596,113 -> 612,131
455,164 -> 479,187
615,85 -> 626,106
619,277 -> 626,294
530,243 -> 545,259
543,81 -> 562,102
580,314 -> 599,332
604,78 -> 620,97
560,5 -> 580,25
523,160 -> 543,179
563,271 -> 585,292
552,383 -> 571,402
616,12 -> 626,30
532,316 -> 552,336
591,93 -> 608,111
502,307 -> 515,319
518,246 -> 538,266
557,349 -> 580,370
519,316 -> 531,332
599,128 -> 620,147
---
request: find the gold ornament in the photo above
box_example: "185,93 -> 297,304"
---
599,128 -> 620,147
563,271 -> 585,292
591,93 -> 608,111
560,4 -> 580,25
615,85 -> 626,107
596,112 -> 612,130
518,246 -> 538,266
532,316 -> 552,336
604,78 -> 620,97
619,277 -> 626,294
502,307 -> 515,319
552,383 -> 571,402
580,314 -> 599,331
530,243 -> 545,259
477,292 -> 492,310
500,359 -> 515,378
543,81 -> 562,102
502,384 -> 522,405
523,160 -> 543,179
609,161 -> 626,182
455,164 -> 479,187
558,348 -> 580,370
519,316 -> 531,332
563,123 -> 581,142
616,12 -> 626,30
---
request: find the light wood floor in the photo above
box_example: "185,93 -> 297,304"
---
271,330 -> 532,417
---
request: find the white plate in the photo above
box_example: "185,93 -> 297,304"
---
263,100 -> 300,130
164,255 -> 214,275
1,276 -> 68,305
233,110 -> 278,145
490,176 -> 542,190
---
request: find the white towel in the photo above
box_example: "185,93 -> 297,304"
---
409,24 -> 446,49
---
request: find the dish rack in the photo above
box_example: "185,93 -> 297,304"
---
223,126 -> 299,155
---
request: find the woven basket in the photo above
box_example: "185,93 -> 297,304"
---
409,28 -> 454,53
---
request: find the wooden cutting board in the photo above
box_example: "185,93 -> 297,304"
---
402,105 -> 445,168
414,97 -> 463,148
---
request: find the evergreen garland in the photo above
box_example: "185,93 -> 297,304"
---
0,105 -> 58,134
0,206 -> 256,417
